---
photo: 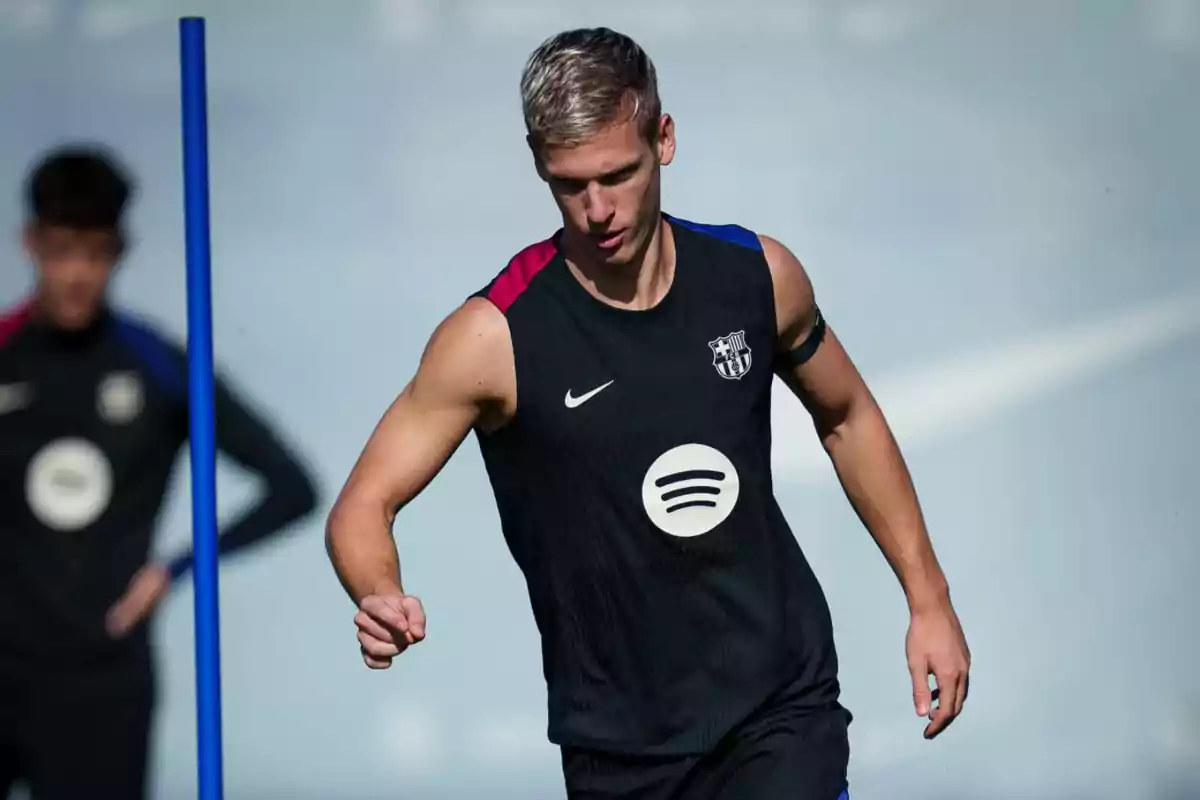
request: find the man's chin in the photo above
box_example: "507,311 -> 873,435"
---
46,304 -> 102,331
596,236 -> 641,268
599,250 -> 634,267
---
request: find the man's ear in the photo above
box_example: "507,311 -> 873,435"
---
656,114 -> 676,167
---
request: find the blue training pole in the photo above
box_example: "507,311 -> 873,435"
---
179,16 -> 225,800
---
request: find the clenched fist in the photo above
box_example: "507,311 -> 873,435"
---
355,591 -> 426,669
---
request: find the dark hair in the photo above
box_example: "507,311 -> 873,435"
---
25,144 -> 134,232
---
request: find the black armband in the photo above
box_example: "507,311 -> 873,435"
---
777,305 -> 827,368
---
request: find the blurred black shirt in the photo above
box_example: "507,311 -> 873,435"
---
0,301 -> 317,672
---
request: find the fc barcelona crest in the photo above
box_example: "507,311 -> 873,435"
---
98,371 -> 143,425
708,331 -> 752,380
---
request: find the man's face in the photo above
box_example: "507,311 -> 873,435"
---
536,113 -> 676,267
23,224 -> 120,330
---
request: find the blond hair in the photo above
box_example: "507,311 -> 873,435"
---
520,27 -> 661,149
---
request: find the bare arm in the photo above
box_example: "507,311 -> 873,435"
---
325,297 -> 515,605
762,234 -> 949,611
763,234 -> 969,738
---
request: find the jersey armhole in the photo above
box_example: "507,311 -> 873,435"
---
468,236 -> 561,436
754,233 -> 809,362
460,295 -> 519,440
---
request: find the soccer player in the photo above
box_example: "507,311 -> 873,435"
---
327,28 -> 970,799
0,146 -> 319,799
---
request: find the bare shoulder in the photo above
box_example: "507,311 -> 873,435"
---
414,296 -> 516,420
425,297 -> 510,357
757,234 -> 816,343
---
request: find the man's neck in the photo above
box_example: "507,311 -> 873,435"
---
563,216 -> 675,311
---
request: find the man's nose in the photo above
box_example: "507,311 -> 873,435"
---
583,184 -> 614,226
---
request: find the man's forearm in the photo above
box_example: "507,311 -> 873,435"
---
326,498 -> 405,605
823,397 -> 949,612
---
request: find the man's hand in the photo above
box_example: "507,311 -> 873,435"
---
355,591 -> 427,669
106,563 -> 171,638
906,598 -> 970,739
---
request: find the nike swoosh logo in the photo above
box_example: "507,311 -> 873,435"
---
564,380 -> 614,409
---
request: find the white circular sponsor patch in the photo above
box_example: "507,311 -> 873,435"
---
641,443 -> 740,538
25,438 -> 114,531
98,371 -> 143,425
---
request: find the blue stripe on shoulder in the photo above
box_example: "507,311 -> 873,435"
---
111,313 -> 187,400
665,214 -> 762,251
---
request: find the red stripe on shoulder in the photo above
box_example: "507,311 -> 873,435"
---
0,301 -> 34,348
486,237 -> 559,313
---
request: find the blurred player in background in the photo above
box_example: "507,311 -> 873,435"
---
0,145 -> 319,800
328,27 -> 970,799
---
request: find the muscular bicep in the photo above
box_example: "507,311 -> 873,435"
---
337,298 -> 514,519
762,234 -> 873,433
344,383 -> 474,518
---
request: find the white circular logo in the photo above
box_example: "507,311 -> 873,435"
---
641,443 -> 740,538
25,438 -> 114,531
98,372 -> 143,425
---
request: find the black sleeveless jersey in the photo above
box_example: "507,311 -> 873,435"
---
473,216 -> 841,756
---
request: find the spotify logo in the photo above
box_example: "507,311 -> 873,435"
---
641,443 -> 740,538
25,438 -> 114,531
